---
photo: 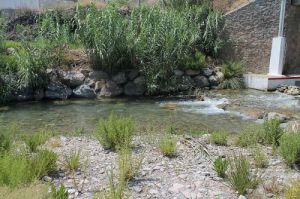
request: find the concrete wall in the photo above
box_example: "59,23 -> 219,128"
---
0,0 -> 40,10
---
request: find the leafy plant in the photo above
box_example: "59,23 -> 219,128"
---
96,113 -> 134,151
118,148 -> 142,181
279,133 -> 300,167
213,156 -> 229,178
51,184 -> 69,199
63,150 -> 81,171
228,155 -> 258,195
219,61 -> 244,89
210,131 -> 228,146
159,134 -> 177,157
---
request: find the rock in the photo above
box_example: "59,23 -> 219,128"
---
112,72 -> 127,85
168,183 -> 185,194
42,176 -> 52,182
68,188 -> 76,194
215,71 -> 225,83
73,84 -> 96,98
238,195 -> 247,199
124,82 -> 145,96
174,69 -> 184,77
185,69 -> 200,76
194,75 -> 209,88
128,70 -> 139,81
5,47 -> 15,55
266,112 -> 289,123
98,81 -> 123,97
177,76 -> 195,91
208,75 -> 219,86
202,68 -> 213,77
88,71 -> 109,81
285,86 -> 300,95
45,81 -> 72,99
13,87 -> 33,101
95,80 -> 106,93
266,193 -> 274,198
80,69 -> 90,77
34,89 -> 44,101
60,71 -> 85,88
47,68 -> 60,81
84,78 -> 96,88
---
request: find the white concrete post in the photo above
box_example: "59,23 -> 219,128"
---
268,0 -> 287,76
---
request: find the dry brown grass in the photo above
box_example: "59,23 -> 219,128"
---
0,184 -> 49,199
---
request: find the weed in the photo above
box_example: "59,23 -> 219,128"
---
285,180 -> 300,199
51,184 -> 69,199
279,133 -> 300,167
210,131 -> 228,146
30,149 -> 57,178
235,127 -> 260,147
63,150 -> 81,172
23,131 -> 49,152
159,135 -> 177,157
213,156 -> 229,178
261,119 -> 283,147
0,132 -> 11,152
252,146 -> 267,168
96,113 -> 134,151
118,148 -> 142,181
228,155 -> 258,195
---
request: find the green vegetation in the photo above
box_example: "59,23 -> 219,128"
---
219,62 -> 245,89
228,155 -> 258,195
213,156 -> 229,178
118,148 -> 142,181
279,133 -> 300,167
252,146 -> 267,168
159,134 -> 177,157
235,127 -> 260,147
51,184 -> 69,199
23,131 -> 49,152
285,180 -> 300,199
96,113 -> 134,151
210,131 -> 228,146
261,119 -> 283,147
63,150 -> 81,171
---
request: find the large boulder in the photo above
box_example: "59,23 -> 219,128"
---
124,76 -> 146,96
215,71 -> 225,83
202,68 -> 213,77
112,72 -> 127,85
208,75 -> 219,86
94,80 -> 106,93
13,87 -> 34,101
194,75 -> 209,88
45,81 -> 72,99
98,81 -> 123,97
73,84 -> 96,98
177,76 -> 195,91
185,69 -> 200,76
88,71 -> 109,81
174,69 -> 184,77
266,112 -> 289,123
60,71 -> 85,88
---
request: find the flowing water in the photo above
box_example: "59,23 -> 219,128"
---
0,89 -> 299,134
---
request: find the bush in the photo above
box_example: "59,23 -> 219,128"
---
213,156 -> 229,178
261,119 -> 283,147
235,127 -> 260,147
219,61 -> 244,89
96,113 -> 134,151
285,180 -> 300,199
210,131 -> 228,146
118,148 -> 142,181
228,155 -> 258,195
23,131 -> 49,152
63,150 -> 81,171
252,146 -> 267,168
159,135 -> 177,157
279,133 -> 300,167
51,184 -> 69,199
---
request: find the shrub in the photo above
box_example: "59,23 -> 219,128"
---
261,119 -> 283,147
96,113 -> 134,151
63,150 -> 81,172
235,127 -> 261,147
213,156 -> 229,178
285,180 -> 300,199
23,131 -> 49,152
51,184 -> 69,199
118,148 -> 142,181
228,155 -> 258,195
184,50 -> 206,70
30,150 -> 58,178
210,131 -> 228,146
279,133 -> 300,167
219,61 -> 244,89
159,135 -> 177,157
252,146 -> 267,168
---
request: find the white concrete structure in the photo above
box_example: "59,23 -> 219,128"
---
0,0 -> 40,10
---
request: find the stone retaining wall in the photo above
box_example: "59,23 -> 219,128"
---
222,0 -> 300,75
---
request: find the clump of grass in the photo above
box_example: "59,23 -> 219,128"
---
285,180 -> 300,199
51,184 -> 69,199
96,113 -> 134,151
260,119 -> 283,147
210,131 -> 228,146
30,150 -> 58,178
23,131 -> 50,152
0,133 -> 11,152
118,148 -> 142,182
218,61 -> 245,89
279,133 -> 300,167
252,146 -> 268,168
63,150 -> 81,172
159,135 -> 177,157
235,127 -> 260,147
228,155 -> 258,195
213,156 -> 229,178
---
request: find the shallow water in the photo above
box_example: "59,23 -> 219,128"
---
0,89 -> 299,134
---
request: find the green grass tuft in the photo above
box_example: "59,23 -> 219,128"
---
210,131 -> 228,146
213,156 -> 229,178
159,135 -> 177,157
